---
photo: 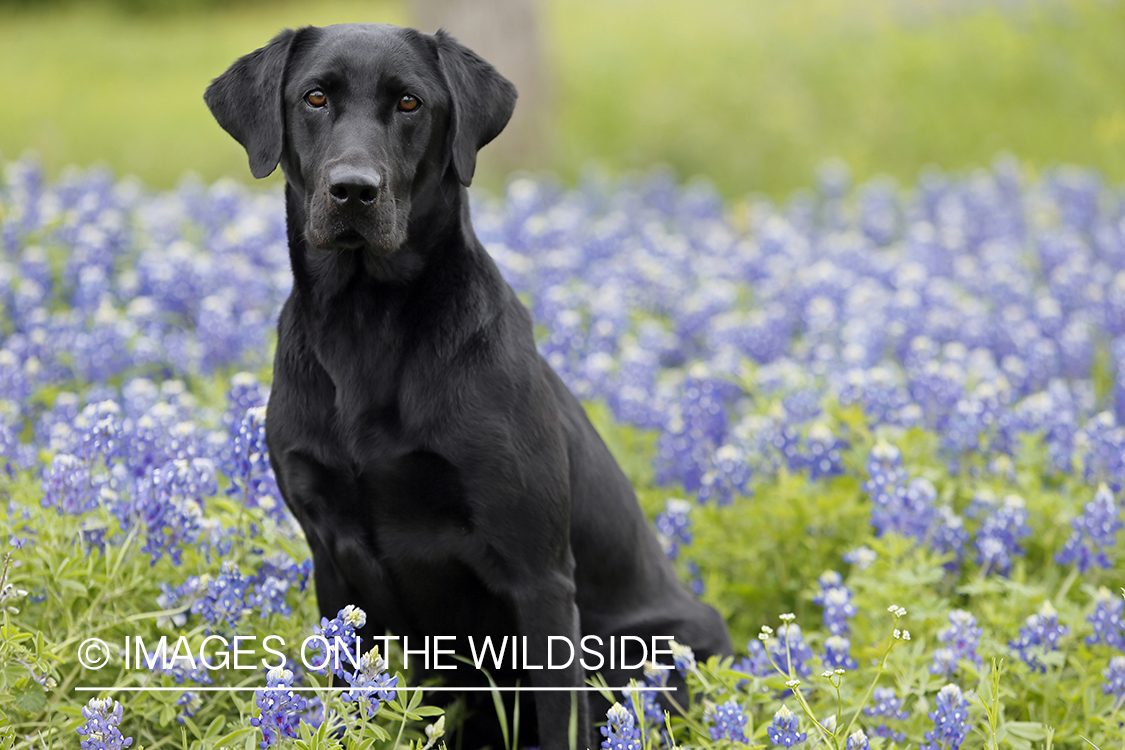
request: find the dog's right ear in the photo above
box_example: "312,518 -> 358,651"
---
204,29 -> 297,179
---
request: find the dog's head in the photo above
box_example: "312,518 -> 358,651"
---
205,24 -> 516,256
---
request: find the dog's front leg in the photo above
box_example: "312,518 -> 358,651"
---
513,571 -> 590,750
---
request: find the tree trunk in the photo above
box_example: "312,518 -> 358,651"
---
410,0 -> 553,177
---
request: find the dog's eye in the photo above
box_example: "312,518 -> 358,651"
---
398,94 -> 420,112
305,90 -> 327,108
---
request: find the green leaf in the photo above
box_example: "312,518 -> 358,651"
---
1005,723 -> 1048,742
11,681 -> 46,714
412,706 -> 444,717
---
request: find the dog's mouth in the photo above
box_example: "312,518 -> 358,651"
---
331,229 -> 368,250
305,186 -> 410,257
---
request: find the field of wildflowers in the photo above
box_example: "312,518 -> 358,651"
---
1,154 -> 1124,748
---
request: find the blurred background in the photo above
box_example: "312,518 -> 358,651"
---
1,0 -> 1123,199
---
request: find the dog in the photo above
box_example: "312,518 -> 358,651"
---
205,23 -> 732,750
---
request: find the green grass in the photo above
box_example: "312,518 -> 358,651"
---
3,0 -> 1125,197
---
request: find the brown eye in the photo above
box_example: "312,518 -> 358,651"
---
305,90 -> 327,108
398,94 -> 420,112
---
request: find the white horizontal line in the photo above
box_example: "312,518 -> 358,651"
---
76,686 -> 677,693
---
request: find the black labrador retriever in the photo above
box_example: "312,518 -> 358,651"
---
205,23 -> 732,750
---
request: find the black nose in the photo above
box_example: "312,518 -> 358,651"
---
328,168 -> 382,207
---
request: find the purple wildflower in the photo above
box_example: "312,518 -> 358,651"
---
1055,483 -> 1122,572
1087,587 -> 1125,648
705,698 -> 748,743
921,684 -> 971,750
76,697 -> 134,750
930,610 -> 983,677
1009,601 -> 1068,673
250,667 -> 306,748
766,705 -> 807,748
601,702 -> 642,750
654,498 -> 693,560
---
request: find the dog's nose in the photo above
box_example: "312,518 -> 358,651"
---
328,168 -> 382,207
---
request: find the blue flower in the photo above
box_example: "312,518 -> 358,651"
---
843,545 -> 876,570
698,443 -> 752,505
250,667 -> 306,748
972,493 -> 1031,576
845,729 -> 870,750
600,702 -> 641,750
864,686 -> 909,721
930,610 -> 983,677
670,641 -> 697,676
190,561 -> 250,633
813,570 -> 857,635
1009,601 -> 1068,673
822,635 -> 857,670
705,698 -> 748,743
1087,587 -> 1125,648
921,684 -> 971,750
1056,483 -> 1122,572
733,638 -> 774,678
341,650 -> 399,718
310,605 -> 367,679
769,623 -> 813,679
654,498 -> 693,560
1103,655 -> 1125,705
802,423 -> 845,481
766,705 -> 807,748
76,697 -> 134,750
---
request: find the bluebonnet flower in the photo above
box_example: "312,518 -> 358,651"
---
930,610 -> 983,677
341,649 -> 399,718
863,442 -> 907,537
705,698 -> 748,743
733,638 -> 773,678
766,705 -> 807,748
1078,412 -> 1125,491
250,666 -> 306,749
845,729 -> 870,750
670,640 -> 697,676
1056,483 -> 1122,572
601,702 -> 642,750
76,697 -> 134,750
654,373 -> 741,492
770,623 -> 813,679
1087,587 -> 1125,648
41,453 -> 98,515
822,635 -> 857,670
813,571 -> 857,635
310,605 -> 367,679
1009,601 -> 1068,673
245,553 -> 311,620
654,498 -> 693,560
973,493 -> 1031,576
843,545 -> 876,570
686,559 -> 705,596
641,662 -> 670,722
802,423 -> 845,480
190,561 -> 250,633
921,684 -> 971,750
929,505 -> 970,569
175,691 -> 201,725
1103,655 -> 1125,706
863,686 -> 908,741
226,406 -> 282,517
698,443 -> 752,505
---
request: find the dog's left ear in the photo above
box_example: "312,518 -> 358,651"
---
204,28 -> 298,179
434,30 -> 518,188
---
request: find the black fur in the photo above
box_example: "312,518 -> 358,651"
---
205,23 -> 732,750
